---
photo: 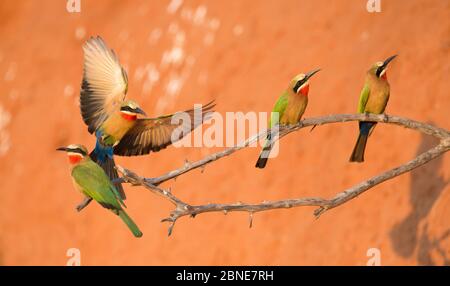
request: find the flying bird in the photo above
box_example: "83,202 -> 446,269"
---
349,55 -> 397,162
255,69 -> 320,168
57,144 -> 143,238
79,36 -> 214,205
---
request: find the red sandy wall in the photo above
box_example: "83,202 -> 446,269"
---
0,0 -> 448,265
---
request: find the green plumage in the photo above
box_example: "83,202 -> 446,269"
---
72,159 -> 143,238
255,92 -> 290,169
357,84 -> 371,113
269,92 -> 289,128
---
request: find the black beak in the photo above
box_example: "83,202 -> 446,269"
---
376,55 -> 397,77
56,147 -> 69,152
305,68 -> 321,80
134,107 -> 147,116
382,54 -> 397,69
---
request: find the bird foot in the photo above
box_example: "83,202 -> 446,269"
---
76,197 -> 93,212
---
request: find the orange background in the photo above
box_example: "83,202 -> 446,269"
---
0,0 -> 448,265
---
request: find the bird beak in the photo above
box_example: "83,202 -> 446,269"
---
56,147 -> 69,152
134,107 -> 147,116
381,54 -> 397,70
305,68 -> 321,80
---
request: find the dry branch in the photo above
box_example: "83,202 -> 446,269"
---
116,113 -> 450,235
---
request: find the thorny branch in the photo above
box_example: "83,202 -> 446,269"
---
116,113 -> 450,235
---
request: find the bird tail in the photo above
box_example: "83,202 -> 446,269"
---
118,210 -> 143,238
349,122 -> 376,163
255,134 -> 273,169
90,139 -> 126,200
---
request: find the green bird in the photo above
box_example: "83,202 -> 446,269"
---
78,36 -> 214,209
57,144 -> 143,238
255,69 -> 320,168
349,55 -> 397,162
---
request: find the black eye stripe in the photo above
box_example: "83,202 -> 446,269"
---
376,66 -> 383,77
293,79 -> 305,93
69,148 -> 86,155
121,106 -> 136,112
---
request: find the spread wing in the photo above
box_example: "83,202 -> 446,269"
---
113,101 -> 215,156
80,36 -> 128,134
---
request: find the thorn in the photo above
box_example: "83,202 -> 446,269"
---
314,206 -> 328,219
310,124 -> 317,132
223,210 -> 228,215
190,213 -> 197,218
200,164 -> 206,173
161,217 -> 176,236
168,223 -> 175,236
249,212 -> 254,228
184,159 -> 190,168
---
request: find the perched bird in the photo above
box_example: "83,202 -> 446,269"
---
349,55 -> 397,162
79,36 -> 214,205
255,69 -> 320,168
57,144 -> 143,238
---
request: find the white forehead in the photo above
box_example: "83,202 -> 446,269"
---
293,74 -> 306,83
127,101 -> 138,109
67,144 -> 79,149
376,61 -> 383,67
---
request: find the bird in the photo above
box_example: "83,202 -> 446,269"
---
349,55 -> 397,162
79,36 -> 215,207
57,144 -> 143,238
255,69 -> 320,168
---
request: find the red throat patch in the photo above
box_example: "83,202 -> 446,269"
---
381,71 -> 388,81
68,155 -> 82,164
121,112 -> 137,121
300,84 -> 309,96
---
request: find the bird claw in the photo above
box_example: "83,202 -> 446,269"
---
75,197 -> 92,212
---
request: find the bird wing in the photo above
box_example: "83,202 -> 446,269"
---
71,160 -> 124,210
80,36 -> 128,134
357,84 -> 371,113
113,101 -> 215,156
269,92 -> 289,128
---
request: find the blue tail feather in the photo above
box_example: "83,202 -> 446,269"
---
350,122 -> 376,163
92,138 -> 114,164
89,135 -> 126,200
359,121 -> 375,135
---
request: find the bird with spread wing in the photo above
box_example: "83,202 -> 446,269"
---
78,36 -> 215,210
